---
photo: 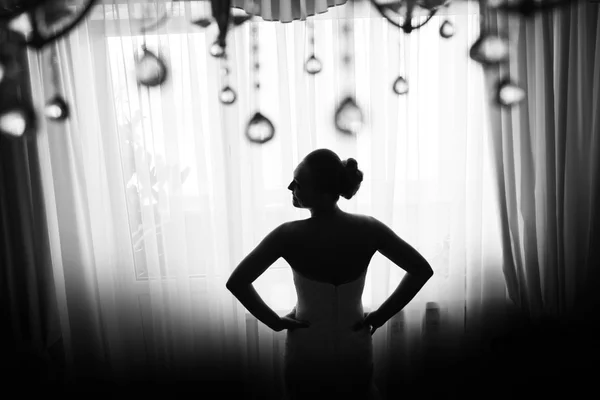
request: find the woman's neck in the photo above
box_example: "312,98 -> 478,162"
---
309,204 -> 342,218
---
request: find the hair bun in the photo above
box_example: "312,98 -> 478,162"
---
339,158 -> 363,200
344,158 -> 358,171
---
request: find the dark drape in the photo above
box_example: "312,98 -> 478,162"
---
0,33 -> 64,385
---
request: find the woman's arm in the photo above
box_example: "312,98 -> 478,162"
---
226,223 -> 290,331
368,216 -> 434,327
371,272 -> 432,327
228,285 -> 285,331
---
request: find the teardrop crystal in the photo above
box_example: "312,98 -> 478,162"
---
469,34 -> 510,65
220,86 -> 237,105
393,76 -> 409,95
192,18 -> 212,28
305,54 -> 322,74
210,40 -> 226,58
231,8 -> 252,25
0,109 -> 28,138
135,47 -> 167,87
44,95 -> 70,121
496,78 -> 526,106
245,112 -> 275,144
8,12 -> 33,40
334,96 -> 363,135
440,20 -> 455,38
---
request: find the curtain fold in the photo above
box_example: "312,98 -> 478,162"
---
483,1 -> 600,322
0,39 -> 63,383
26,0 -> 509,396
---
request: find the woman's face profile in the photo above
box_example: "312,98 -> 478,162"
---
288,162 -> 314,208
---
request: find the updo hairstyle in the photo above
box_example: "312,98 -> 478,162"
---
303,149 -> 364,200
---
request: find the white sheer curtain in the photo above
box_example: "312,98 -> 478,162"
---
483,1 -> 600,322
28,0 -> 509,396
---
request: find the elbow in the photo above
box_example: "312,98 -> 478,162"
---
419,265 -> 434,279
226,280 -> 249,292
225,281 -> 237,291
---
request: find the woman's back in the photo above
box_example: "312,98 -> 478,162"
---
283,211 -> 377,287
282,211 -> 382,399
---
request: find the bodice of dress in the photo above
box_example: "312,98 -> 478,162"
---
292,268 -> 368,329
285,268 -> 372,372
283,268 -> 381,399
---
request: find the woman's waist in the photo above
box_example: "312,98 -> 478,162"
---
295,304 -> 365,323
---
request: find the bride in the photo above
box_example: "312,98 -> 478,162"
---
226,149 -> 434,400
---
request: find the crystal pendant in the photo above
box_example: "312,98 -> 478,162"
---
334,96 -> 363,135
393,76 -> 409,95
305,54 -> 322,74
8,12 -> 34,41
44,95 -> 70,121
210,40 -> 226,58
0,108 -> 34,138
192,18 -> 212,28
469,34 -> 510,65
496,78 -> 526,106
219,86 -> 237,105
245,112 -> 275,144
231,8 -> 252,26
135,47 -> 167,87
440,20 -> 455,38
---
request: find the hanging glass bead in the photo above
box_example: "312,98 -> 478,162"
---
440,20 -> 455,38
305,54 -> 322,75
220,86 -> 237,105
8,12 -> 34,41
135,47 -> 167,87
496,78 -> 526,106
0,108 -> 32,138
231,8 -> 252,26
44,95 -> 70,121
246,112 -> 275,144
210,40 -> 226,58
393,76 -> 409,95
249,19 -> 261,110
334,96 -> 363,135
469,34 -> 510,65
192,18 -> 212,28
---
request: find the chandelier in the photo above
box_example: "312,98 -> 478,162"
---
0,0 -> 584,142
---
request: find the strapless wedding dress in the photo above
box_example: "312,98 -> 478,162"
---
282,268 -> 383,400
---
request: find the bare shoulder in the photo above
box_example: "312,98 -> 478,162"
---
283,212 -> 375,236
284,219 -> 303,232
350,213 -> 393,247
347,212 -> 377,230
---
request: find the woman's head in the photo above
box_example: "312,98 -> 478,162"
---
287,149 -> 364,210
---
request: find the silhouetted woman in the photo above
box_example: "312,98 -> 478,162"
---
227,148 -> 434,400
